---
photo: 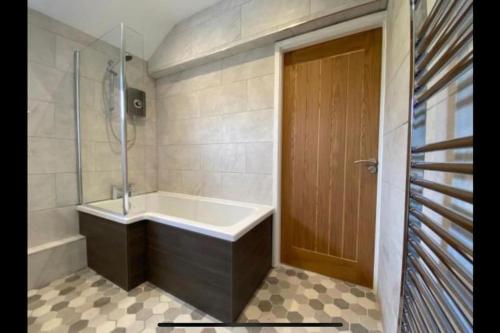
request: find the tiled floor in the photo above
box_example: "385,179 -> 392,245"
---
28,266 -> 383,333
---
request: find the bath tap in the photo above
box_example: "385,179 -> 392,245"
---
111,183 -> 134,199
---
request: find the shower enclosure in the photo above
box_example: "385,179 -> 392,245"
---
74,23 -> 152,215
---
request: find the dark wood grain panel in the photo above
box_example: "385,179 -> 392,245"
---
232,216 -> 272,319
146,221 -> 233,321
80,210 -> 273,322
78,212 -> 146,291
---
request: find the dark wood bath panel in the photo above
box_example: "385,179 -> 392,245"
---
147,215 -> 273,322
78,212 -> 273,322
78,212 -> 147,291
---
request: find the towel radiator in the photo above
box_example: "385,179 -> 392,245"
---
399,0 -> 473,332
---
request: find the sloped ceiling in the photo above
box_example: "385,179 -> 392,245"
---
27,0 -> 221,60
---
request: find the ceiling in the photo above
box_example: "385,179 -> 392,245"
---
27,0 -> 221,60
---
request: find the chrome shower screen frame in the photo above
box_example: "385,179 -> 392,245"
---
118,22 -> 130,215
73,22 -> 130,215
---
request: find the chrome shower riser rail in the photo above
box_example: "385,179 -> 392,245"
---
118,22 -> 129,215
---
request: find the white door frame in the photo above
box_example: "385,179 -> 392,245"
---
271,11 -> 388,292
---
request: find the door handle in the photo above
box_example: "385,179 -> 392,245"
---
354,158 -> 378,174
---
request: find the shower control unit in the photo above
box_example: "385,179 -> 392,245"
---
126,87 -> 146,118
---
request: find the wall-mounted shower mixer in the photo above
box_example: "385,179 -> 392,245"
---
127,87 -> 146,118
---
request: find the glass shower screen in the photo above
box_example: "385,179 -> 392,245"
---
75,23 -> 146,215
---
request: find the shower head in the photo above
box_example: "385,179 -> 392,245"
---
107,53 -> 133,71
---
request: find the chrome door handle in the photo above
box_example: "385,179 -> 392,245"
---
354,158 -> 378,174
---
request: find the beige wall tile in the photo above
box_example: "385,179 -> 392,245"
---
241,0 -> 310,38
79,46 -> 109,82
149,28 -> 193,70
144,145 -> 158,171
248,74 -> 274,110
128,171 -> 146,194
311,0 -> 373,15
28,137 -> 55,174
28,206 -> 79,248
28,8 -> 94,46
146,98 -> 157,122
92,142 -> 121,171
28,62 -> 65,102
221,173 -> 272,204
198,80 -> 248,116
191,7 -> 241,56
197,171 -> 223,197
53,139 -> 77,173
28,174 -> 56,211
28,100 -> 55,138
381,124 -> 408,192
159,170 -> 221,197
55,35 -> 85,72
221,45 -> 274,83
245,142 -> 273,174
222,109 -> 273,142
376,1 -> 411,332
179,61 -> 223,93
159,145 -> 201,170
54,103 -> 76,139
385,0 -> 410,82
55,173 -> 78,206
155,47 -> 275,204
148,0 -> 385,77
52,72 -> 75,106
160,93 -> 200,120
82,171 -> 121,202
80,77 -> 95,108
28,24 -> 56,67
128,144 -> 147,172
377,182 -> 406,333
200,144 -> 246,173
160,117 -> 223,145
383,54 -> 410,134
158,169 -> 183,193
144,170 -> 158,193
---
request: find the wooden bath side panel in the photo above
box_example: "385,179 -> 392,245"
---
146,221 -> 234,321
232,215 -> 273,320
78,212 -> 146,291
80,212 -> 273,322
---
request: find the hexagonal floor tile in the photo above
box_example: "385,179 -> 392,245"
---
27,266 -> 383,331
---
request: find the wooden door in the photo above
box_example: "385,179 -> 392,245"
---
281,28 -> 382,287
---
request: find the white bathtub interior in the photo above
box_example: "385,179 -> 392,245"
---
77,191 -> 274,241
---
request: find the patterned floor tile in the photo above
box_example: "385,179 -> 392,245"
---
28,265 -> 383,332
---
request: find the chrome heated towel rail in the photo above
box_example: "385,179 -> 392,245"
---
400,0 -> 473,332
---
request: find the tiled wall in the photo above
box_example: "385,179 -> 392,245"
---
375,0 -> 411,332
149,0 -> 385,75
28,9 -> 90,289
155,45 -> 275,205
28,9 -> 157,289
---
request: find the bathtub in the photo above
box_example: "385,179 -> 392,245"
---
76,191 -> 274,241
76,191 -> 274,322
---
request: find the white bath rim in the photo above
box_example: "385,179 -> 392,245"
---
76,191 -> 274,242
